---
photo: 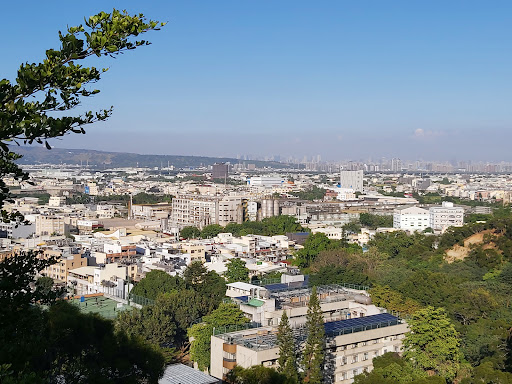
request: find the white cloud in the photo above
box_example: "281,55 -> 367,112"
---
413,128 -> 445,139
414,128 -> 425,137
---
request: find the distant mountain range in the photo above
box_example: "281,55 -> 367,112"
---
13,146 -> 290,169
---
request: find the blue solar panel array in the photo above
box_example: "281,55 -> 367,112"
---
323,313 -> 399,336
234,296 -> 249,303
264,283 -> 289,291
264,279 -> 309,292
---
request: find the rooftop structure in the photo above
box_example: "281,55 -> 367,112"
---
211,312 -> 408,382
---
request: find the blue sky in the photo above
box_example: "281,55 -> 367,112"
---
1,1 -> 511,161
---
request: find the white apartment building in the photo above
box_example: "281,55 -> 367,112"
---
96,204 -> 116,219
393,206 -> 429,232
247,176 -> 284,187
171,195 -> 243,229
336,188 -> 357,201
68,262 -> 136,296
429,202 -> 464,231
48,196 -> 67,207
340,171 -> 364,192
212,283 -> 408,383
131,203 -> 172,220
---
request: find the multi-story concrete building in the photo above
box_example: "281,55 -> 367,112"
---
68,262 -> 136,296
340,171 -> 364,192
211,314 -> 407,383
48,196 -> 67,207
131,203 -> 172,220
103,242 -> 137,263
77,220 -> 103,235
35,214 -> 68,236
393,206 -> 429,232
41,249 -> 87,283
391,158 -> 402,172
429,202 -> 464,231
0,223 -> 13,238
171,195 -> 243,229
247,176 -> 284,188
212,163 -> 229,179
211,282 -> 408,382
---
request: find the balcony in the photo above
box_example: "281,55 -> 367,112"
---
223,358 -> 236,369
223,343 -> 237,354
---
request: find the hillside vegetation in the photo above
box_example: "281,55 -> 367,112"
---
304,207 -> 512,383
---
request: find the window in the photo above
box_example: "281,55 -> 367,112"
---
353,369 -> 359,377
363,352 -> 369,361
352,355 -> 358,363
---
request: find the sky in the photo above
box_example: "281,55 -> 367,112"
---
1,1 -> 511,161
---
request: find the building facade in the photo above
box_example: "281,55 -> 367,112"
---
340,171 -> 364,192
212,163 -> 229,179
211,313 -> 408,383
171,195 -> 243,229
393,206 -> 430,232
429,202 -> 464,230
35,214 -> 67,236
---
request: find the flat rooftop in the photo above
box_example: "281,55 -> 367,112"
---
217,313 -> 401,351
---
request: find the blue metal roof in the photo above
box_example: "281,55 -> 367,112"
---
233,296 -> 249,303
264,283 -> 289,291
323,313 -> 400,336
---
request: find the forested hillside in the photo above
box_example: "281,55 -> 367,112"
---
302,208 -> 512,383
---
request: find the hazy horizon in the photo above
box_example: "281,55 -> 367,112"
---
2,1 -> 511,161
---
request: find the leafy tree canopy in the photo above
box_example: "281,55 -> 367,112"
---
403,306 -> 463,381
225,258 -> 250,283
0,9 -> 164,223
180,226 -> 201,239
225,365 -> 296,384
188,303 -> 249,370
130,270 -> 184,300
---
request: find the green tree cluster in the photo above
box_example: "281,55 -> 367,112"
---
277,312 -> 298,382
299,208 -> 512,382
180,215 -> 307,239
119,262 -> 226,361
301,287 -> 325,384
290,186 -> 326,201
0,9 -> 164,224
0,251 -> 164,383
403,307 -> 463,381
188,303 -> 249,370
359,213 -> 393,229
180,226 -> 201,239
295,232 -> 357,268
225,365 -> 295,384
225,258 -> 250,283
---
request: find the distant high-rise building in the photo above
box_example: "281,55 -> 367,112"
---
391,158 -> 402,172
212,163 -> 229,179
340,170 -> 364,192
